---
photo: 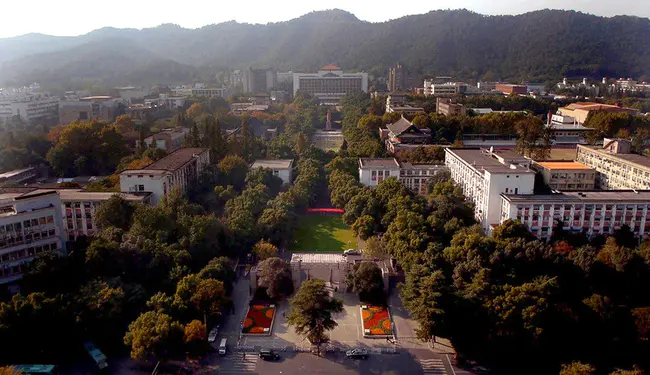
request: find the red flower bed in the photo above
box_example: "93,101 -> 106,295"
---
361,305 -> 392,335
242,303 -> 276,334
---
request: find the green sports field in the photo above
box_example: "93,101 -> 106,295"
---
291,215 -> 357,252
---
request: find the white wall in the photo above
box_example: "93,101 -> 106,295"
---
274,169 -> 292,185
0,193 -> 66,284
120,175 -> 166,204
484,172 -> 535,230
359,168 -> 400,187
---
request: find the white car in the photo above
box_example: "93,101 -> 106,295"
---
208,326 -> 219,343
344,249 -> 361,256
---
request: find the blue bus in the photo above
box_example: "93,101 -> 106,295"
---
12,365 -> 58,374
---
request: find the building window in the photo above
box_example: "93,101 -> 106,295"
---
138,185 -> 145,191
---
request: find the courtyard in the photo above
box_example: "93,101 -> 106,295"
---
290,215 -> 356,252
239,292 -> 397,350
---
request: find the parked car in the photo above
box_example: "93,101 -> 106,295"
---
208,326 -> 219,343
343,249 -> 361,256
259,348 -> 280,360
345,348 -> 368,359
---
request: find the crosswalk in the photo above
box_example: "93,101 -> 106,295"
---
219,354 -> 258,374
420,358 -> 447,374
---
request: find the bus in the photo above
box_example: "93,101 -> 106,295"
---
12,365 -> 58,374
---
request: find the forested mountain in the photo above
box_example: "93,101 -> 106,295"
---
1,9 -> 649,88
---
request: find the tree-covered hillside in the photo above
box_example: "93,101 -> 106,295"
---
1,9 -> 649,87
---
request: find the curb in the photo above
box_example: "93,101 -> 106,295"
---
235,345 -> 399,354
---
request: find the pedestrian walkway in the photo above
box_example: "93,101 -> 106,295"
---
420,358 -> 447,374
218,354 -> 258,374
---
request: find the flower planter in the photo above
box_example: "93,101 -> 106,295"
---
360,305 -> 394,339
242,303 -> 276,336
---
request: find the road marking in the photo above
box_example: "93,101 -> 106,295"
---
446,354 -> 457,375
420,358 -> 447,374
219,355 -> 258,374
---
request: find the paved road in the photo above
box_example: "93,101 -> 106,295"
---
252,350 -> 453,375
219,353 -> 259,374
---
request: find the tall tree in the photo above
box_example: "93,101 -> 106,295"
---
346,262 -> 384,303
257,257 -> 293,299
287,279 -> 343,356
217,155 -> 249,190
253,240 -> 279,261
94,194 -> 136,231
123,311 -> 184,361
515,116 -> 551,159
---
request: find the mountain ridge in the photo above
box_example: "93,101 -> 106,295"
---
0,9 -> 648,88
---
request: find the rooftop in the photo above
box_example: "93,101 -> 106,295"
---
145,127 -> 188,139
124,148 -> 208,173
359,158 -> 401,169
0,167 -> 35,179
58,189 -> 150,202
502,190 -> 650,203
386,116 -> 419,136
400,162 -> 446,170
446,148 -> 535,174
290,253 -> 346,264
536,161 -> 593,170
578,145 -> 650,169
251,159 -> 294,169
0,188 -> 58,204
563,102 -> 638,113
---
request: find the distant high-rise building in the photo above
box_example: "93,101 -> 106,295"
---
388,63 -> 416,92
243,68 -> 277,93
388,63 -> 407,92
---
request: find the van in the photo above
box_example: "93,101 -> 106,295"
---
218,338 -> 227,355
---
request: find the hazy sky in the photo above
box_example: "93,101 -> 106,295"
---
1,0 -> 648,38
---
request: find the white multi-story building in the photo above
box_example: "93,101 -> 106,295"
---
120,148 -> 210,204
358,158 -> 448,195
0,92 -> 59,125
500,191 -> 650,241
250,160 -> 294,185
293,65 -> 368,104
423,80 -> 468,96
577,139 -> 650,190
359,158 -> 402,187
445,148 -> 535,233
0,189 -> 66,285
59,190 -> 151,240
532,161 -> 596,191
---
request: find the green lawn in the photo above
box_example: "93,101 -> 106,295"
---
291,215 -> 357,252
